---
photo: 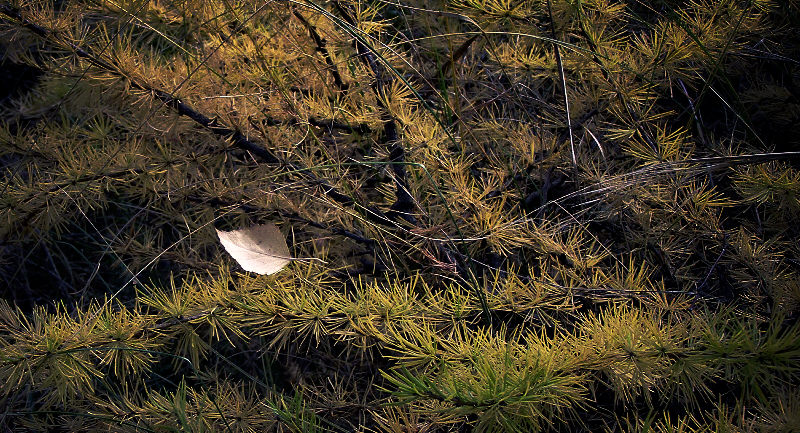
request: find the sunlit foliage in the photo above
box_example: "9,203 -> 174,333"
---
1,0 -> 799,431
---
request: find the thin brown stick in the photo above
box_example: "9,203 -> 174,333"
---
292,9 -> 349,92
332,1 -> 417,225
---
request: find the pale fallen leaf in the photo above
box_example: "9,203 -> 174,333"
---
216,223 -> 291,275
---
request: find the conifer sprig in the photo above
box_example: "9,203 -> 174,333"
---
1,0 -> 799,431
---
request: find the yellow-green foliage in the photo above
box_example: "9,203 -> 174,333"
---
1,0 -> 799,431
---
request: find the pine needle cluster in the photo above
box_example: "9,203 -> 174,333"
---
1,0 -> 799,431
